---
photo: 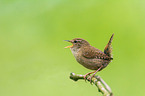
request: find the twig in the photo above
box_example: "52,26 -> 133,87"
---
70,72 -> 113,96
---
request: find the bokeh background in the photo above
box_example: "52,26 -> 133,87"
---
0,0 -> 145,96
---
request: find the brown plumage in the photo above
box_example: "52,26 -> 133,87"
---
104,33 -> 114,58
65,34 -> 114,82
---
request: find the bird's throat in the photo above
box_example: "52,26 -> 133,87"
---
70,47 -> 81,58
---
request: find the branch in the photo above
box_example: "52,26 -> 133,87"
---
70,72 -> 113,96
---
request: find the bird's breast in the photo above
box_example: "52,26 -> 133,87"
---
70,47 -> 81,58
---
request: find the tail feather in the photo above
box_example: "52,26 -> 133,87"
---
104,33 -> 114,58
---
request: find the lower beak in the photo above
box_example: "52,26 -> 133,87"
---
64,40 -> 73,48
65,45 -> 73,48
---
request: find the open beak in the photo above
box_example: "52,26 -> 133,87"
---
64,40 -> 73,48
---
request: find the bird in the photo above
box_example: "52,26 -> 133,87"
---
65,34 -> 114,82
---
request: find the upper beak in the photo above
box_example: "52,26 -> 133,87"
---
64,40 -> 73,48
64,40 -> 70,42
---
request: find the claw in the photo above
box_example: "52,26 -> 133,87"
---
85,65 -> 103,84
83,71 -> 96,82
87,75 -> 93,84
83,74 -> 87,81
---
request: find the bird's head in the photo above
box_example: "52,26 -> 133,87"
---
65,38 -> 90,49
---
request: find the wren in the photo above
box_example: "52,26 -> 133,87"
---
65,34 -> 114,82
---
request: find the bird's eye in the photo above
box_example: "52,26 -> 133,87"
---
74,40 -> 77,43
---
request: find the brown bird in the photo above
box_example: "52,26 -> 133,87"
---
65,34 -> 114,82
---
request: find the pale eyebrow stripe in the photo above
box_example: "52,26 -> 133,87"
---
77,40 -> 82,42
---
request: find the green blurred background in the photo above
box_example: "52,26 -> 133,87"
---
0,0 -> 145,96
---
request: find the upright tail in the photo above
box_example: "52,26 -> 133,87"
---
104,33 -> 114,58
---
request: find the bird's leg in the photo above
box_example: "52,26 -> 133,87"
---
84,71 -> 96,81
88,65 -> 103,83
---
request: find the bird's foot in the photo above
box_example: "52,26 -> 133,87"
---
85,65 -> 103,84
84,73 -> 90,81
83,71 -> 96,82
87,75 -> 94,84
